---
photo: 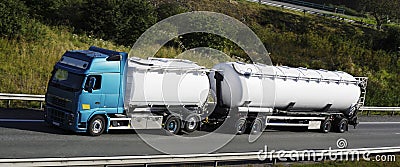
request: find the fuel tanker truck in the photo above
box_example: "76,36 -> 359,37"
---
44,46 -> 367,136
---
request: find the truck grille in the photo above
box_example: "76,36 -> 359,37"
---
50,96 -> 67,107
48,108 -> 65,123
47,94 -> 72,110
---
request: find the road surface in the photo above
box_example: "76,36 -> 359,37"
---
0,108 -> 399,158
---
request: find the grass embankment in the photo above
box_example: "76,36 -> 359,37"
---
0,25 -> 129,95
0,22 -> 129,107
0,0 -> 399,108
156,0 -> 399,107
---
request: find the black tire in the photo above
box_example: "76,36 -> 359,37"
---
164,115 -> 181,135
183,114 -> 200,133
235,118 -> 247,135
250,118 -> 265,134
320,119 -> 331,133
333,118 -> 348,133
88,115 -> 106,136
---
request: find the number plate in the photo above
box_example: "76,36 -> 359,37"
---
52,121 -> 60,126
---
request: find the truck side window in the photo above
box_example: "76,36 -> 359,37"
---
84,75 -> 102,91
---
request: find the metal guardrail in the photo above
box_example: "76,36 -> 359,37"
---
0,146 -> 399,166
359,107 -> 400,111
0,93 -> 45,109
250,0 -> 375,28
359,106 -> 400,116
274,0 -> 345,14
0,93 -> 399,115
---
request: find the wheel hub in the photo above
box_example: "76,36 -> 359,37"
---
92,120 -> 103,134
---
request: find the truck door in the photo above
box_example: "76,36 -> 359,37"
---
101,73 -> 121,113
80,75 -> 103,111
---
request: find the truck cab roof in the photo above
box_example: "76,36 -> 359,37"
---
55,46 -> 128,74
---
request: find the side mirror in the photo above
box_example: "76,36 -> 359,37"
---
86,77 -> 96,93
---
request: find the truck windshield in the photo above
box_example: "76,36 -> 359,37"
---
49,69 -> 85,92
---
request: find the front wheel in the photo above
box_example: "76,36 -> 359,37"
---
88,115 -> 106,136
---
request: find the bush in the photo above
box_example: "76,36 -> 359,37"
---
156,2 -> 188,21
0,0 -> 29,38
76,0 -> 157,46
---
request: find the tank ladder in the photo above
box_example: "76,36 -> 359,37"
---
355,77 -> 368,107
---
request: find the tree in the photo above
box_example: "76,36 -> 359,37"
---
113,0 -> 157,46
360,0 -> 398,29
78,0 -> 157,46
156,2 -> 188,21
0,0 -> 28,38
22,0 -> 84,26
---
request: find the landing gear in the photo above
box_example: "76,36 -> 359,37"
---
349,116 -> 359,129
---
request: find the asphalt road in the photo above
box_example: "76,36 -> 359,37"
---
0,108 -> 399,159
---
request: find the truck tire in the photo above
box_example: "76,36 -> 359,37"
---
320,119 -> 331,133
183,114 -> 200,133
164,115 -> 181,135
250,118 -> 265,134
333,118 -> 348,133
235,118 -> 247,135
88,115 -> 105,136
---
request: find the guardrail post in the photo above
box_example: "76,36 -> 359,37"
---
367,111 -> 370,116
40,102 -> 43,110
214,160 -> 218,167
392,111 -> 395,116
7,100 -> 10,108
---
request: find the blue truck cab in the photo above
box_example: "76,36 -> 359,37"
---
45,46 -> 128,135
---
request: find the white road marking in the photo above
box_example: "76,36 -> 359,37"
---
0,119 -> 44,122
360,122 -> 400,124
395,133 -> 400,135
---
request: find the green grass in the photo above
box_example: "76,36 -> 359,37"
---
0,23 -> 129,96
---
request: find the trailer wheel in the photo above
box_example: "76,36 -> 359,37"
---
320,119 -> 331,133
250,118 -> 265,134
235,118 -> 247,135
333,118 -> 348,133
183,114 -> 200,133
88,115 -> 105,136
164,115 -> 181,135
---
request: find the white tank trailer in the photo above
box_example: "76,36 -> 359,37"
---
208,62 -> 366,134
125,57 -> 210,108
112,57 -> 366,135
120,57 -> 210,133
